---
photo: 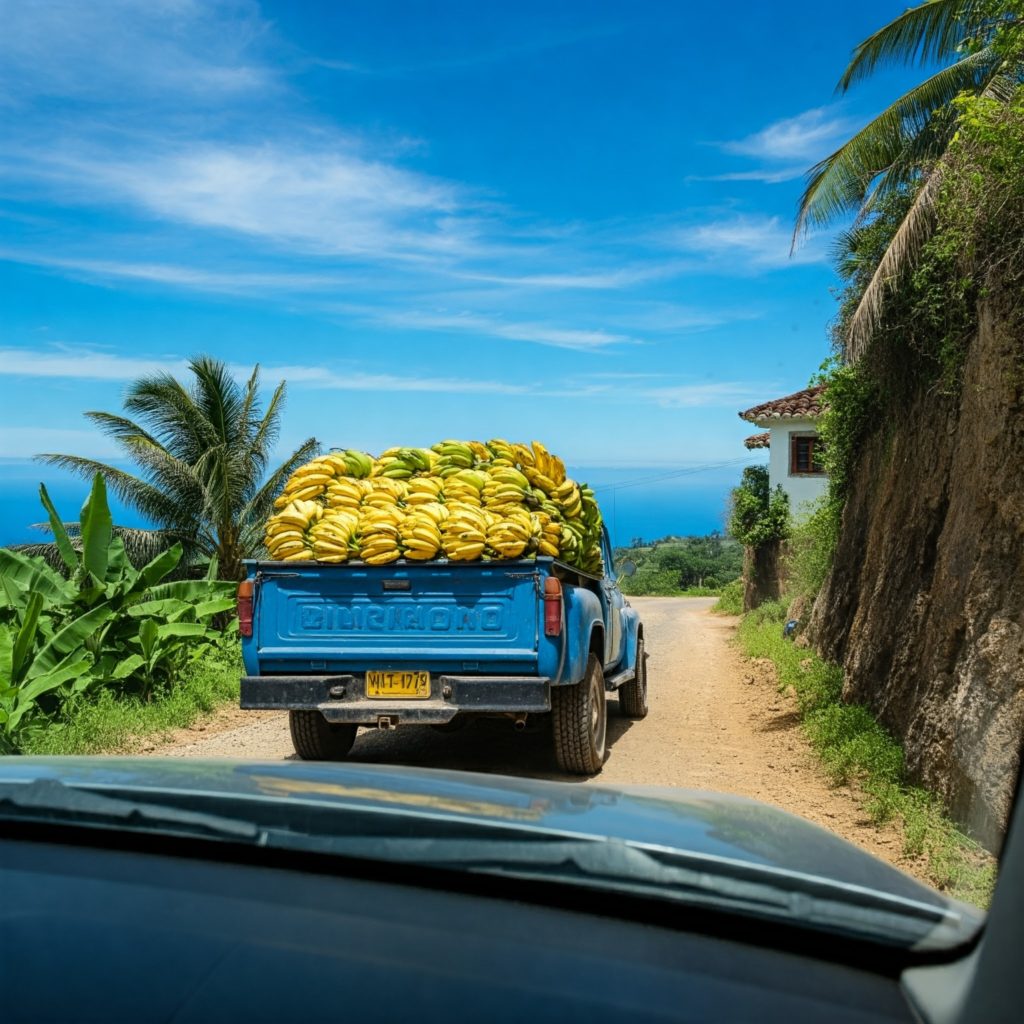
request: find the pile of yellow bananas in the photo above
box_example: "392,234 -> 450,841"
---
264,440 -> 604,573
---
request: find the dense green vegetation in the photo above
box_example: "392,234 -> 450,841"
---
35,356 -> 319,580
737,601 -> 996,907
726,466 -> 790,548
614,533 -> 742,597
0,474 -> 237,752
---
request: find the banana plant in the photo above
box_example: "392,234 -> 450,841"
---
0,592 -> 108,750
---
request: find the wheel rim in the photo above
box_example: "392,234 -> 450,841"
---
590,665 -> 606,757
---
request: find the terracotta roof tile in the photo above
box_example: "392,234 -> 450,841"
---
739,385 -> 826,423
744,432 -> 770,449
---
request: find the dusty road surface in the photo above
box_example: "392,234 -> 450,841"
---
150,596 -> 907,865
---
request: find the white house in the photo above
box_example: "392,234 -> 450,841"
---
739,385 -> 828,515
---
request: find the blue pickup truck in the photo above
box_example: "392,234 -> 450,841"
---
238,526 -> 646,774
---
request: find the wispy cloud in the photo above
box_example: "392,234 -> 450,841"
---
705,107 -> 856,187
668,215 -> 826,271
367,310 -> 638,350
0,0 -> 274,106
0,249 -> 356,294
722,107 -> 854,162
0,345 -> 562,396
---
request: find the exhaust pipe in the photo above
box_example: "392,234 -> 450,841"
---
513,714 -> 527,731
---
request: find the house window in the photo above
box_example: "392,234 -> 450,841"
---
790,434 -> 824,475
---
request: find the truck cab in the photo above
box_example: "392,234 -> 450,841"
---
240,526 -> 646,774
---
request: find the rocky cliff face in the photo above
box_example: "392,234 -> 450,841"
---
808,296 -> 1024,850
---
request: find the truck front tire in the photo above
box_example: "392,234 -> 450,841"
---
618,637 -> 649,719
552,654 -> 607,774
289,711 -> 358,761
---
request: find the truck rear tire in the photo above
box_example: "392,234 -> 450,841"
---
618,637 -> 648,719
289,711 -> 358,761
552,654 -> 607,774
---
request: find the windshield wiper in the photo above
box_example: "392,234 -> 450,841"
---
0,778 -> 263,844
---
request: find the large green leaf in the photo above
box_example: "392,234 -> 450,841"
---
194,598 -> 237,621
156,622 -> 208,639
28,603 -> 114,679
138,618 -> 158,662
11,592 -> 43,684
10,658 -> 94,731
79,473 -> 113,583
0,626 -> 14,683
110,654 -> 145,680
0,548 -> 72,608
139,543 -> 183,587
37,483 -> 79,572
128,598 -> 192,619
144,579 -> 235,603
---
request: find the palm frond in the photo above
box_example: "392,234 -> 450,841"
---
123,371 -> 217,458
844,167 -> 944,362
796,48 -> 998,236
239,437 -> 320,534
34,455 -> 183,525
839,0 -> 993,91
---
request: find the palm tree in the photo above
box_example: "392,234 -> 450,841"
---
37,356 -> 318,580
795,1 -> 1024,358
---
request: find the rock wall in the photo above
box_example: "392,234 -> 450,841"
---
743,540 -> 785,611
808,297 -> 1024,850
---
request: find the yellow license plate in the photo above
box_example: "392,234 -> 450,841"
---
365,670 -> 431,699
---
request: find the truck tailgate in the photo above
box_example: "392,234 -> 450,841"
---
252,561 -> 541,673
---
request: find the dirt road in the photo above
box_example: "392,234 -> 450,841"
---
151,596 -> 908,865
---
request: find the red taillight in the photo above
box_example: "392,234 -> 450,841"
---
543,576 -> 562,637
237,579 -> 254,638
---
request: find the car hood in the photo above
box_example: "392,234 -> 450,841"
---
0,755 -> 968,919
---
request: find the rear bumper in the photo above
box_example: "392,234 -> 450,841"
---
240,674 -> 551,725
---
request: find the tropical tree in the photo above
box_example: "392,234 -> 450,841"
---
36,356 -> 318,580
795,0 -> 1024,357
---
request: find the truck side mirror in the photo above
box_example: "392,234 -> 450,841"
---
618,559 -> 636,579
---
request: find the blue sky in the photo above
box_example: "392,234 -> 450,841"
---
0,1 -> 924,545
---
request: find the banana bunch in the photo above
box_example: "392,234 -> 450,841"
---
265,438 -> 605,574
400,512 -> 443,561
372,446 -> 434,479
357,507 -> 403,565
325,476 -> 368,512
405,476 -> 444,506
533,511 -> 561,558
481,466 -> 533,509
442,503 -> 488,561
444,469 -> 486,506
330,449 -> 374,479
431,440 -> 476,476
487,506 -> 533,559
265,499 -> 322,560
364,477 -> 407,509
310,511 -> 358,563
485,438 -> 517,466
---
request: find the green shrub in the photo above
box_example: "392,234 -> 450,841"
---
727,467 -> 790,547
787,496 -> 842,602
713,578 -> 744,615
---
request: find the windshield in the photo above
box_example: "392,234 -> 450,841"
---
0,0 -> 1019,959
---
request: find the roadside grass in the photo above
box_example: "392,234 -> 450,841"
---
738,602 -> 997,908
22,644 -> 241,757
712,578 -> 744,615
